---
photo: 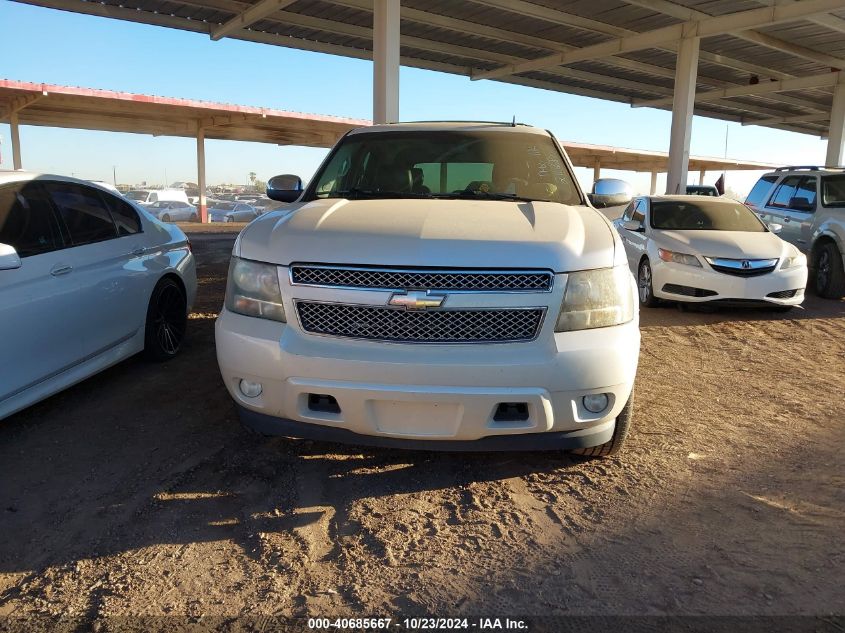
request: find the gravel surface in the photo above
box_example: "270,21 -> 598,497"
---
1,228 -> 843,628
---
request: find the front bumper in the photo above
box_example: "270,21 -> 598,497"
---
215,307 -> 639,447
652,259 -> 807,305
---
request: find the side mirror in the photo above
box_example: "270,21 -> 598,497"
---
267,174 -> 303,203
622,220 -> 644,232
768,222 -> 783,234
788,197 -> 814,212
0,243 -> 22,270
589,178 -> 634,209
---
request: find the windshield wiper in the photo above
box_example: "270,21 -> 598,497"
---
318,188 -> 433,200
432,191 -> 540,203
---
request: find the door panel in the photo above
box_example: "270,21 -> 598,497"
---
763,176 -> 800,245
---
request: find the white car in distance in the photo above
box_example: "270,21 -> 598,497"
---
0,172 -> 197,421
613,195 -> 807,310
146,200 -> 199,223
215,122 -> 641,457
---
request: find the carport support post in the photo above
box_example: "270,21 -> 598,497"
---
698,169 -> 706,185
666,36 -> 700,195
197,127 -> 207,223
650,171 -> 658,195
593,161 -> 601,185
826,75 -> 845,167
372,0 -> 400,124
10,111 -> 22,170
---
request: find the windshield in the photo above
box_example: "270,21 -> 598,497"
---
651,200 -> 766,232
821,175 -> 845,208
125,191 -> 148,201
308,130 -> 582,204
148,201 -> 169,209
214,203 -> 235,211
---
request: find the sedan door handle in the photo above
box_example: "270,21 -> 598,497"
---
131,247 -> 146,256
50,264 -> 73,277
783,217 -> 791,223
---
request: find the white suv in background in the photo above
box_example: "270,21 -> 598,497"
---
745,166 -> 845,298
216,122 -> 640,457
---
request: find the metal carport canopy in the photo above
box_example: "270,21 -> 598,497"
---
11,0 -> 845,140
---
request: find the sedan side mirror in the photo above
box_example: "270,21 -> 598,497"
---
589,178 -> 634,209
622,220 -> 644,232
267,174 -> 303,203
0,243 -> 22,270
768,222 -> 783,234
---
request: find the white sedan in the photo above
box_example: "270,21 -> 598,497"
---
0,172 -> 197,420
145,200 -> 199,223
613,195 -> 807,309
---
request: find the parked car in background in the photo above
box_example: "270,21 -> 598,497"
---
686,185 -> 720,197
208,201 -> 257,223
216,121 -> 640,457
124,188 -> 191,207
614,195 -> 807,310
0,172 -> 197,421
745,166 -> 845,299
146,200 -> 198,223
252,198 -> 288,215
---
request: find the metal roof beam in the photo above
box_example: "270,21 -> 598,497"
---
472,0 -> 845,80
742,112 -> 831,126
634,71 -> 841,108
210,0 -> 297,41
625,0 -> 845,70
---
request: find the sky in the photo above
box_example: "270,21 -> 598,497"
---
0,1 -> 832,196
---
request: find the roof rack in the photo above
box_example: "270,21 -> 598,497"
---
774,165 -> 845,172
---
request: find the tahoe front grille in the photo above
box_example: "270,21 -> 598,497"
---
290,265 -> 553,292
295,301 -> 545,344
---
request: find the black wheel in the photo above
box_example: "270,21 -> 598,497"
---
815,242 -> 845,299
190,213 -> 198,222
572,390 -> 634,458
637,259 -> 659,307
144,278 -> 187,361
225,216 -> 233,223
162,213 -> 171,222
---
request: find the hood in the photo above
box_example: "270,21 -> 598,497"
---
236,198 -> 616,272
656,230 -> 792,260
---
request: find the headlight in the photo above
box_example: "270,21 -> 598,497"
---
658,248 -> 702,267
780,253 -> 806,270
555,266 -> 635,332
225,257 -> 286,322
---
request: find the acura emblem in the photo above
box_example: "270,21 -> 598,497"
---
388,290 -> 446,310
741,260 -> 752,269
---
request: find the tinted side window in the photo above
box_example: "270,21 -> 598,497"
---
44,182 -> 117,246
631,199 -> 646,224
768,176 -> 801,208
0,184 -> 62,258
745,175 -> 778,206
621,201 -> 635,221
793,177 -> 817,210
821,175 -> 845,208
103,193 -> 142,235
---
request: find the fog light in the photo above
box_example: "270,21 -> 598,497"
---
583,393 -> 609,414
239,379 -> 263,398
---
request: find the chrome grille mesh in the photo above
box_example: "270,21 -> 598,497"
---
296,301 -> 544,343
291,265 -> 553,292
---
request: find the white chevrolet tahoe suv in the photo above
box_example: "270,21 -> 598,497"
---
745,166 -> 845,299
215,122 -> 640,456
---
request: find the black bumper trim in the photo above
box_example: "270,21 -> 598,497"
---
236,405 -> 613,452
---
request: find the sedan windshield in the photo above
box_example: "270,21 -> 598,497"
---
308,130 -> 582,205
651,200 -> 766,232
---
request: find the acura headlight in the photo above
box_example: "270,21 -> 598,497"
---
780,253 -> 806,270
658,248 -> 701,267
225,257 -> 286,322
555,266 -> 635,332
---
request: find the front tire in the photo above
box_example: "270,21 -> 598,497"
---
637,259 -> 659,307
144,278 -> 187,361
225,216 -> 233,223
815,242 -> 845,299
162,213 -> 171,223
572,390 -> 634,458
190,213 -> 198,222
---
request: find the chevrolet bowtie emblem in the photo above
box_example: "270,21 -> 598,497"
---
388,291 -> 447,310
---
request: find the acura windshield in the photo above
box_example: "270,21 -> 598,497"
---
307,130 -> 582,205
651,200 -> 766,232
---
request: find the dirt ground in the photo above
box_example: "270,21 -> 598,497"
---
1,225 -> 844,629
